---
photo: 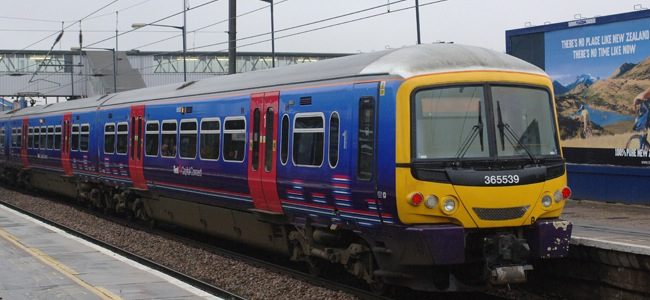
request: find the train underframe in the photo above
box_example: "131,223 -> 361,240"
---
1,166 -> 572,293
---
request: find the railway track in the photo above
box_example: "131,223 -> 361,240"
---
0,187 -> 395,300
0,186 -> 515,300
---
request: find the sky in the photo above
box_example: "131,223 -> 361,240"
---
1,0 -> 649,55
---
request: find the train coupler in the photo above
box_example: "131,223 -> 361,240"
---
489,264 -> 533,285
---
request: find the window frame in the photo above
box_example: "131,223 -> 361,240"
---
46,126 -> 54,150
179,118 -> 198,160
291,112 -> 326,168
222,116 -> 247,163
28,127 -> 34,149
40,125 -> 47,150
116,122 -> 129,155
104,122 -> 116,154
79,123 -> 90,152
199,117 -> 221,161
160,119 -> 178,158
71,124 -> 80,151
280,114 -> 289,166
144,120 -> 160,157
54,125 -> 62,150
328,111 -> 340,169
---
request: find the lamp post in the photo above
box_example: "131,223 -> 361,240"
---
415,0 -> 421,44
71,46 -> 117,94
260,0 -> 275,68
132,22 -> 187,82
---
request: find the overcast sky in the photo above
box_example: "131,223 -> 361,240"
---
1,0 -> 648,54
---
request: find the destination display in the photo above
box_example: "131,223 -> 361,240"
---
544,17 -> 650,166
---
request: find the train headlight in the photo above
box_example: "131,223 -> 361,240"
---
554,186 -> 572,203
541,195 -> 552,208
408,192 -> 424,206
424,195 -> 438,209
441,197 -> 458,214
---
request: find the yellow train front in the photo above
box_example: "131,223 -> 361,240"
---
376,46 -> 572,291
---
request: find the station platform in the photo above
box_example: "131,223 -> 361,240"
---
0,204 -> 219,300
564,199 -> 650,256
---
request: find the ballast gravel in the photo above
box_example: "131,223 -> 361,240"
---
0,187 -> 357,300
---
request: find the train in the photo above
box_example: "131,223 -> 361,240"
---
0,44 -> 572,292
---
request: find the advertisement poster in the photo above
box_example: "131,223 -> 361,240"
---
545,18 -> 650,165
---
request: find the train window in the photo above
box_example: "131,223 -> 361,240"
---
329,112 -> 340,168
292,113 -> 325,167
33,127 -> 40,149
15,128 -> 22,148
252,109 -> 261,170
11,128 -> 16,148
80,124 -> 90,152
358,97 -> 375,180
200,118 -> 220,160
116,122 -> 128,155
280,115 -> 289,165
104,123 -> 116,154
264,107 -> 275,172
223,117 -> 246,162
40,126 -> 47,149
54,126 -> 62,150
161,120 -> 177,158
180,119 -> 198,159
0,128 -> 4,149
145,121 -> 159,157
47,126 -> 54,149
71,125 -> 79,151
28,127 -> 34,149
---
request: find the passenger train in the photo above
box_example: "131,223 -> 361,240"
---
0,44 -> 572,291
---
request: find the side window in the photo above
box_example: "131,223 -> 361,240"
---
223,117 -> 246,162
54,126 -> 62,150
329,112 -> 340,168
358,97 -> 375,180
71,125 -> 79,151
11,128 -> 16,147
180,119 -> 198,159
161,120 -> 177,158
80,124 -> 90,152
292,113 -> 325,167
200,118 -> 220,160
264,107 -> 275,172
0,128 -> 4,149
104,123 -> 116,154
16,128 -> 22,148
116,122 -> 128,154
33,127 -> 40,149
28,127 -> 34,149
280,115 -> 289,165
145,121 -> 159,157
40,126 -> 47,149
47,126 -> 54,150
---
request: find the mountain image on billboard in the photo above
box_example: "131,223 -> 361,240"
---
545,17 -> 650,163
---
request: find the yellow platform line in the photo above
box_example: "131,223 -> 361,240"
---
0,227 -> 122,300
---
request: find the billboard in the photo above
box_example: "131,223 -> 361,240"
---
509,12 -> 650,166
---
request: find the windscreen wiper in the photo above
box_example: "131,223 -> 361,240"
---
454,101 -> 484,164
496,101 -> 538,164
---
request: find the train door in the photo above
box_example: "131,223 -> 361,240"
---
128,105 -> 147,190
61,113 -> 73,176
247,92 -> 282,213
351,83 -> 384,221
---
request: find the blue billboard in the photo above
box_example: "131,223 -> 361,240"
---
545,17 -> 650,166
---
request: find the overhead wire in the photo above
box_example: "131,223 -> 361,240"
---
83,0 -> 221,49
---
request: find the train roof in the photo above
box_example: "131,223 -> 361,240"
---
7,44 -> 545,118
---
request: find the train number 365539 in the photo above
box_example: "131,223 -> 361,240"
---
484,175 -> 520,185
